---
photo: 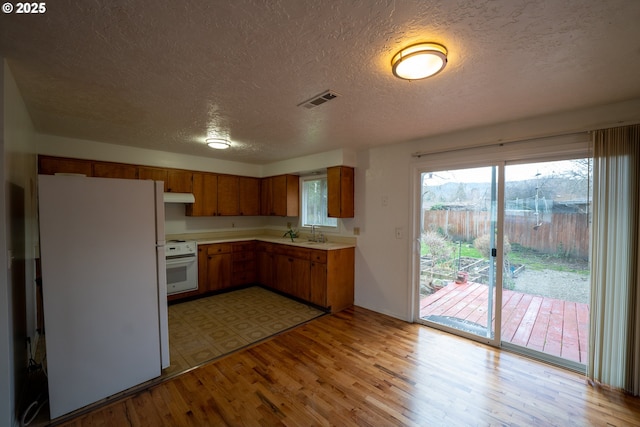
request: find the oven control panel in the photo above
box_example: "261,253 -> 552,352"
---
165,240 -> 197,257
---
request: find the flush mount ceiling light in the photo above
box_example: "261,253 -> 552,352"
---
206,138 -> 230,149
391,42 -> 448,80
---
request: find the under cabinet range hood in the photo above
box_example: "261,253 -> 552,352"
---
163,192 -> 195,203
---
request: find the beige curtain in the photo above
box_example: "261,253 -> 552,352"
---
588,124 -> 640,394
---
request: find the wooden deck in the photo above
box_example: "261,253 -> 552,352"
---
420,281 -> 589,364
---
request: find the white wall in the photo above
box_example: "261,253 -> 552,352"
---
164,203 -> 267,235
353,98 -> 640,321
263,148 -> 357,176
2,60 -> 38,427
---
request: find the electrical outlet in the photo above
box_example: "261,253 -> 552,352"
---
287,222 -> 292,229
382,195 -> 389,207
395,227 -> 404,239
353,227 -> 360,236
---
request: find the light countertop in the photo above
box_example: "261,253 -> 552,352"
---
193,235 -> 355,250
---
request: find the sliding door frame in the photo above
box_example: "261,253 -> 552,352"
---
410,159 -> 505,348
410,132 -> 591,351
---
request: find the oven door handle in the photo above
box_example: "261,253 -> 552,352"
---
165,256 -> 197,267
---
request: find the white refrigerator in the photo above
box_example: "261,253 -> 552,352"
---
38,174 -> 170,419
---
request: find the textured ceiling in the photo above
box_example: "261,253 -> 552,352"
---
1,0 -> 640,164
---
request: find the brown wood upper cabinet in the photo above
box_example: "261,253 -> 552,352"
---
188,174 -> 262,217
93,162 -> 138,179
38,155 -> 93,176
138,166 -> 168,192
38,156 -> 297,219
187,172 -> 218,216
217,174 -> 240,216
261,174 -> 299,216
238,176 -> 261,216
166,169 -> 193,193
327,166 -> 354,218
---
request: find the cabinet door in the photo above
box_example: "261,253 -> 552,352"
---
290,257 -> 311,300
138,166 -> 168,192
187,173 -> 204,216
274,254 -> 294,294
257,244 -> 274,288
260,177 -> 273,215
202,173 -> 219,216
197,245 -> 209,293
187,173 -> 217,216
38,156 -> 93,176
271,175 -> 288,216
285,175 -> 300,217
167,169 -> 193,193
217,175 -> 239,216
239,177 -> 261,216
325,247 -> 355,313
309,261 -> 327,307
93,162 -> 138,179
328,166 -> 354,218
207,253 -> 232,291
271,175 -> 299,217
232,242 -> 256,286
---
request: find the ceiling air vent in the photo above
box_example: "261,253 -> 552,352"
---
298,90 -> 340,109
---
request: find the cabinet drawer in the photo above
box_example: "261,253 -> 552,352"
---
273,245 -> 310,260
310,250 -> 327,263
207,244 -> 233,255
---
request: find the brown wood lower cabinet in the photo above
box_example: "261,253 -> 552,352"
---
195,243 -> 232,293
258,241 -> 354,313
256,242 -> 274,288
183,240 -> 354,313
231,241 -> 256,286
273,247 -> 310,301
309,252 -> 328,307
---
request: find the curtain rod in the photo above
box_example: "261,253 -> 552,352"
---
410,130 -> 594,159
410,120 -> 640,159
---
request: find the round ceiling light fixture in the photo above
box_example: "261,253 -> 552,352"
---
391,42 -> 448,80
206,138 -> 230,149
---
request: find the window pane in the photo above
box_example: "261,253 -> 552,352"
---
302,177 -> 337,227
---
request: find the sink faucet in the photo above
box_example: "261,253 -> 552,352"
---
310,225 -> 326,243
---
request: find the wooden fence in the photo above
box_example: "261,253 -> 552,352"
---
423,210 -> 590,259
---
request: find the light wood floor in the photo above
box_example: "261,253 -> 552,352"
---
56,306 -> 640,426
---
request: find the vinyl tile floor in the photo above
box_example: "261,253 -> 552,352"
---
163,286 -> 325,377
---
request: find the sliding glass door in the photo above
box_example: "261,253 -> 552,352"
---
501,159 -> 591,369
417,166 -> 501,345
416,157 -> 591,369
